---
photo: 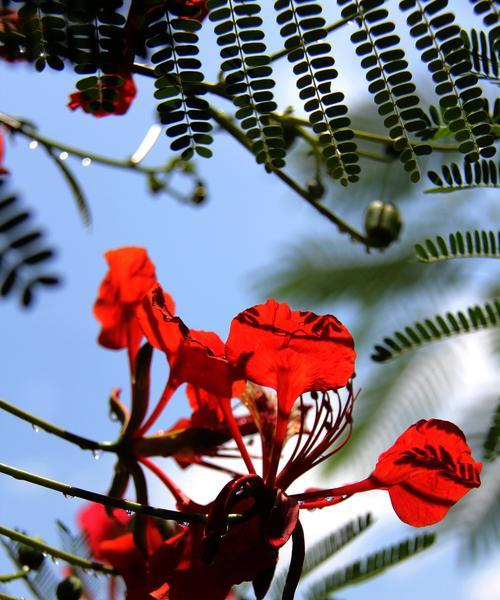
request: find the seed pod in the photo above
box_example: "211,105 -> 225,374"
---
364,200 -> 403,248
306,178 -> 325,199
17,542 -> 45,570
56,576 -> 83,600
192,181 -> 207,205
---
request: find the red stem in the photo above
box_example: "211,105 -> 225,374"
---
135,377 -> 175,437
219,398 -> 256,475
138,456 -> 195,510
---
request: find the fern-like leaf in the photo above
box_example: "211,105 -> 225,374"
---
427,159 -> 500,192
461,28 -> 499,84
468,0 -> 500,27
270,514 -> 374,600
274,0 -> 360,184
483,401 -> 500,461
371,299 -> 500,361
0,180 -> 60,307
208,0 -> 286,169
338,0 -> 431,182
148,9 -> 213,159
303,532 -> 436,599
400,0 -> 496,162
414,230 -> 500,262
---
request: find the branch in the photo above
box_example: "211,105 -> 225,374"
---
0,462 -> 205,524
0,525 -> 114,575
0,398 -> 114,453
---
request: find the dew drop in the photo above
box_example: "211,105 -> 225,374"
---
92,450 -> 102,461
29,140 -> 38,150
81,157 -> 92,167
126,510 -> 133,516
32,424 -> 39,433
59,151 -> 69,161
22,565 -> 30,572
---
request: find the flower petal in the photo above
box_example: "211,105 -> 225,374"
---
372,419 -> 482,526
94,247 -> 162,369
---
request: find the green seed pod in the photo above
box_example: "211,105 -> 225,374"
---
192,181 -> 207,205
307,178 -> 325,199
364,200 -> 403,248
56,576 -> 84,600
17,542 -> 45,570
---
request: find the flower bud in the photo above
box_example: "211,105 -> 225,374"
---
364,200 -> 403,248
17,542 -> 45,570
56,576 -> 83,600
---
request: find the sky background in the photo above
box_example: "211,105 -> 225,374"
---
0,1 -> 499,598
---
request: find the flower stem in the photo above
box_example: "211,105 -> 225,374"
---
269,17 -> 354,63
207,106 -> 370,246
0,462 -> 206,524
0,525 -> 115,575
0,398 -> 115,453
0,591 -> 26,600
0,112 -> 185,196
0,571 -> 28,584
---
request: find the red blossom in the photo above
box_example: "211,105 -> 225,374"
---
0,129 -> 8,175
99,518 -> 165,600
293,419 -> 482,527
77,503 -> 131,562
68,72 -> 137,118
135,285 -> 244,440
165,0 -> 208,21
94,247 -> 163,372
370,419 -> 482,526
226,299 -> 355,484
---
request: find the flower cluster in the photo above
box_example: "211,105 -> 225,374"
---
82,246 -> 481,600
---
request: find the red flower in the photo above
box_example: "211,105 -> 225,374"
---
99,518 -> 165,600
226,299 -> 355,484
77,503 -> 131,562
135,285 -> 243,437
0,129 -> 8,175
370,419 -> 482,526
68,71 -> 137,118
166,0 -> 208,21
94,247 -> 164,372
292,419 -> 482,527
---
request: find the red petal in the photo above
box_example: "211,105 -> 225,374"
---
139,285 -> 240,397
77,503 -> 130,561
226,299 -> 355,481
94,247 -> 161,365
68,72 -> 137,117
226,299 -> 355,411
372,419 -> 482,526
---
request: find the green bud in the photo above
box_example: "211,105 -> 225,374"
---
17,542 -> 45,570
56,576 -> 83,600
364,200 -> 403,248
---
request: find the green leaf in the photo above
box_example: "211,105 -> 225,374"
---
303,532 -> 436,599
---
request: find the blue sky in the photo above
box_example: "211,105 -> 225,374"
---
0,2 -> 499,598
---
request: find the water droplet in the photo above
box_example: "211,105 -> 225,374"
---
81,157 -> 92,167
32,424 -> 39,432
325,496 -> 333,502
42,552 -> 48,558
29,140 -> 38,150
179,521 -> 188,527
59,151 -> 69,161
22,565 -> 30,572
126,510 -> 133,516
92,450 -> 102,460
307,507 -> 318,512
